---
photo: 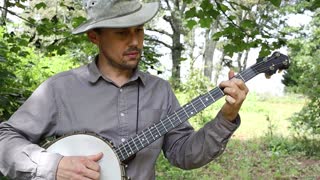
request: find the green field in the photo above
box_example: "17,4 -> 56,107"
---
156,93 -> 320,179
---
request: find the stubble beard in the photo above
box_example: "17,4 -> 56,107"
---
101,48 -> 142,71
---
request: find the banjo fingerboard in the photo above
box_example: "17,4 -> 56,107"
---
115,67 -> 258,162
114,52 -> 289,162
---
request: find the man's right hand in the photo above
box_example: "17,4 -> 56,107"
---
56,152 -> 103,180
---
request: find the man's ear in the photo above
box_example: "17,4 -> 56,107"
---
87,30 -> 100,45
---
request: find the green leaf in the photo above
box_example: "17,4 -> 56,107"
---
186,20 -> 197,29
240,19 -> 257,29
229,15 -> 237,21
219,3 -> 229,12
183,0 -> 192,4
35,2 -> 47,10
239,4 -> 251,11
208,9 -> 219,19
199,18 -> 212,28
185,7 -> 197,19
267,0 -> 281,7
211,31 -> 224,41
200,0 -> 211,10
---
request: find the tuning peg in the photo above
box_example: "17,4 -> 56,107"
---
265,74 -> 271,79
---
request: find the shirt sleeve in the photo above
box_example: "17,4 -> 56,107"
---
0,79 -> 63,179
162,82 -> 240,170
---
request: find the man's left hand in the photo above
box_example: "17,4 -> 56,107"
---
219,70 -> 249,122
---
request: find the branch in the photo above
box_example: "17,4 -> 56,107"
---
144,36 -> 172,49
0,6 -> 35,26
164,0 -> 172,11
147,28 -> 173,38
163,15 -> 175,32
214,0 -> 250,37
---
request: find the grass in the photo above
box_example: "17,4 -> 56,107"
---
156,93 -> 320,179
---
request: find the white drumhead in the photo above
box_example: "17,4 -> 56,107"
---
46,134 -> 123,180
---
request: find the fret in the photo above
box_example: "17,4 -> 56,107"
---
154,125 -> 161,138
160,120 -> 168,133
127,141 -> 133,156
148,127 -> 155,140
117,147 -> 125,161
218,88 -> 225,96
123,143 -> 130,158
137,134 -> 145,148
167,115 -> 175,127
131,137 -> 139,152
142,131 -> 149,144
199,97 -> 207,108
190,102 -> 197,114
237,73 -> 245,82
208,91 -> 215,102
174,111 -> 182,123
182,107 -> 190,118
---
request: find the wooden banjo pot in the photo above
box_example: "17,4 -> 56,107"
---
45,52 -> 289,179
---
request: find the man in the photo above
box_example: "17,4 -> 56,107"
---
0,0 -> 248,179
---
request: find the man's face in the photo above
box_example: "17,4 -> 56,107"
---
89,25 -> 145,70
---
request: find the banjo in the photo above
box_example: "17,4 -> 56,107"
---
45,52 -> 289,179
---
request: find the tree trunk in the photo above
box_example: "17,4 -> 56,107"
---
213,50 -> 225,85
1,0 -> 8,22
236,52 -> 243,72
203,19 -> 219,81
171,31 -> 182,88
242,49 -> 249,71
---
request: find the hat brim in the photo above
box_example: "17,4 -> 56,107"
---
72,2 -> 160,34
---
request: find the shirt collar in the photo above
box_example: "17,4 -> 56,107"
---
87,56 -> 146,86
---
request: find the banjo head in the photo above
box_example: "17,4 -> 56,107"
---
46,133 -> 125,180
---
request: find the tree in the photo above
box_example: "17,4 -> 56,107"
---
282,0 -> 320,137
185,0 -> 287,72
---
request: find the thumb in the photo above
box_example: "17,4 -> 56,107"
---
228,69 -> 235,80
87,152 -> 103,162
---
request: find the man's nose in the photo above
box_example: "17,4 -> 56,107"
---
129,33 -> 139,46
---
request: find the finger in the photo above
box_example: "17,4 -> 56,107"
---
87,152 -> 103,162
58,168 -> 92,180
84,160 -> 101,172
225,95 -> 236,105
228,70 -> 235,80
232,78 -> 248,92
83,168 -> 100,180
223,87 -> 237,98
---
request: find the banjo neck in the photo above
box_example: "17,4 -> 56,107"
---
115,62 -> 259,162
114,52 -> 289,162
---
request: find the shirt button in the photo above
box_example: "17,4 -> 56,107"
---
120,88 -> 123,92
121,138 -> 126,142
120,113 -> 125,117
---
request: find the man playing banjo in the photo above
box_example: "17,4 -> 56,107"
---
0,0 -> 248,179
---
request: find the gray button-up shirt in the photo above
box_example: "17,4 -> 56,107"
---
0,59 -> 240,180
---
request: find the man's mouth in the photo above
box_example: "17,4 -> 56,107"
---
124,51 -> 140,59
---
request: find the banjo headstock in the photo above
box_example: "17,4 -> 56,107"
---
254,52 -> 290,78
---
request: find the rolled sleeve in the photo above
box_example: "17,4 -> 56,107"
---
22,144 -> 63,179
0,78 -> 60,179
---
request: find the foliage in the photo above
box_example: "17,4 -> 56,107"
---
175,69 -> 216,127
0,26 -> 32,121
184,0 -> 287,58
156,137 -> 320,179
0,25 -> 80,122
290,98 -> 320,139
282,5 -> 320,137
155,89 -> 319,179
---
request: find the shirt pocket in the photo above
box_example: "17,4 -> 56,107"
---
139,109 -> 165,149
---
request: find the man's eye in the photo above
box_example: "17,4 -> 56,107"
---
116,31 -> 127,35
